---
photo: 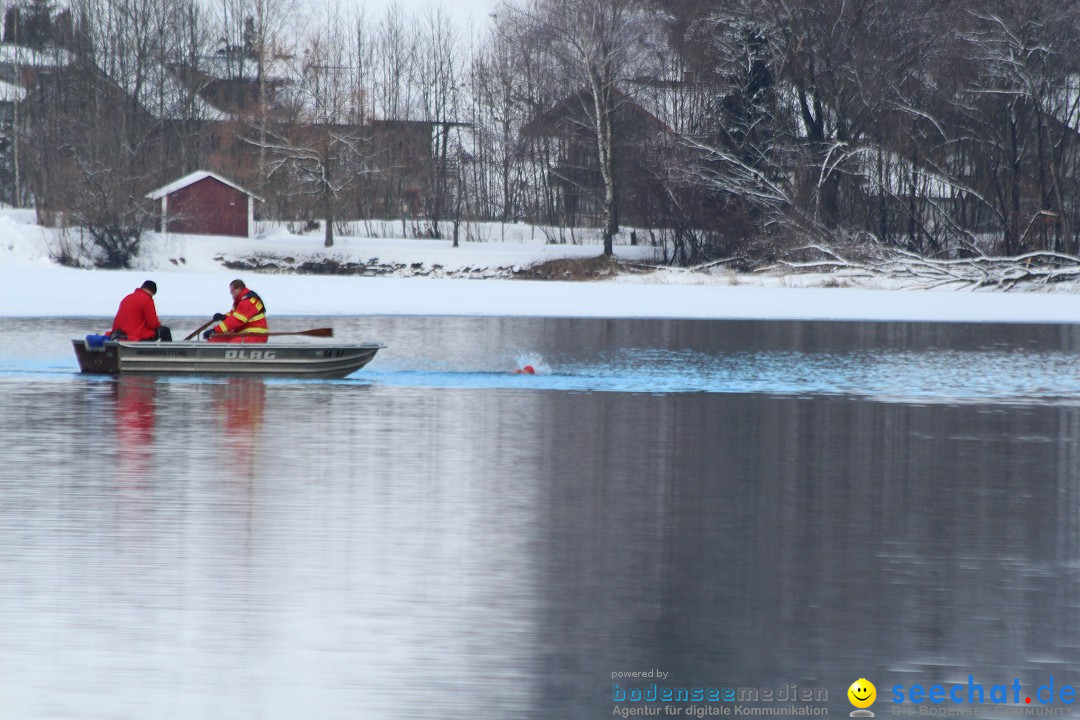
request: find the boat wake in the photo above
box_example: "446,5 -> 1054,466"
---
349,347 -> 1080,404
6,347 -> 1080,404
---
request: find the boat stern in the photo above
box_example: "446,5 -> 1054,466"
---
72,336 -> 121,374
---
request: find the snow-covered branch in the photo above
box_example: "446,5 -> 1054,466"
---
779,244 -> 1080,290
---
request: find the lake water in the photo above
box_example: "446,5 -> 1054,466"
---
1,316 -> 1080,720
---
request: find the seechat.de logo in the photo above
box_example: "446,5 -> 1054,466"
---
849,678 -> 877,718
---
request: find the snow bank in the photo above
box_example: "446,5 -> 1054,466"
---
2,209 -> 1080,323
6,265 -> 1080,324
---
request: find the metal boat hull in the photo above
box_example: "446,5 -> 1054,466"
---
73,339 -> 383,379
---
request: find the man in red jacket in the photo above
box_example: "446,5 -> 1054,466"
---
204,279 -> 269,343
110,280 -> 171,341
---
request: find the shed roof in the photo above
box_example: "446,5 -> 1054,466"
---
145,170 -> 263,202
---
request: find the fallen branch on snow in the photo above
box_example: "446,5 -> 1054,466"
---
778,245 -> 1080,291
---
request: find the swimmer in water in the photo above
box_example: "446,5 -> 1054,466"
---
513,365 -> 536,375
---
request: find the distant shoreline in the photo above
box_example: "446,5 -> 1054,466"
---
4,265 -> 1080,325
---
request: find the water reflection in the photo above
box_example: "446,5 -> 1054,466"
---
1,318 -> 1080,719
113,377 -> 158,480
109,377 -> 269,483
531,393 -> 1080,717
209,378 -> 267,483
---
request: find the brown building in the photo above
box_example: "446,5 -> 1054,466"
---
522,87 -> 674,229
18,42 -> 443,227
146,171 -> 261,237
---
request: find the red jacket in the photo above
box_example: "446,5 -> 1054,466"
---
210,288 -> 268,343
111,288 -> 161,341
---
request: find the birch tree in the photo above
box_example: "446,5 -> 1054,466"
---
507,0 -> 661,254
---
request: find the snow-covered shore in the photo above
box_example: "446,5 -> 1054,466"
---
3,210 -> 1080,324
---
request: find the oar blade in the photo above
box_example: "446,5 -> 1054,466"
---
207,327 -> 335,340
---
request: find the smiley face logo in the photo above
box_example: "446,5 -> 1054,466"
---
848,679 -> 876,709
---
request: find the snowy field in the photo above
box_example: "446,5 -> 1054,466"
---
3,208 -> 1080,323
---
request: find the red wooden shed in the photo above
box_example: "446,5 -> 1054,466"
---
145,171 -> 262,237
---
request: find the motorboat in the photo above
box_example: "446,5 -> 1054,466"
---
72,337 -> 384,379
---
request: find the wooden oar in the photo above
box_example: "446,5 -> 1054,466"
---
184,318 -> 218,341
208,327 -> 334,340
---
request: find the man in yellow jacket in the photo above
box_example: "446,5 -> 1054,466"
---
204,279 -> 269,343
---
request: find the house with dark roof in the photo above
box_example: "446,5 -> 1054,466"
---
521,87 -> 676,229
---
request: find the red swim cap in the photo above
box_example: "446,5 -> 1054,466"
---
522,365 -> 535,374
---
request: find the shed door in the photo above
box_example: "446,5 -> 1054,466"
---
211,197 -> 247,237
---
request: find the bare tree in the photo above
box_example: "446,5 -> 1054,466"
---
23,37 -> 154,266
18,0 -> 1080,271
416,5 -> 463,238
506,0 -> 662,255
211,0 -> 298,192
475,10 -> 565,229
243,3 -> 369,247
369,3 -> 419,121
947,1 -> 1080,254
465,17 -> 545,226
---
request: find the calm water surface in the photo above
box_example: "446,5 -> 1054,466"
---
1,316 -> 1080,719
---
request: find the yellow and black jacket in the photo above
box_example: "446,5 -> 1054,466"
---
212,288 -> 268,342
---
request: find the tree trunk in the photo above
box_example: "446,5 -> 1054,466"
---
431,121 -> 451,239
591,73 -> 617,256
323,169 -> 334,248
324,192 -> 334,247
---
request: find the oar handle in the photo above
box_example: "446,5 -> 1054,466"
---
183,318 -> 218,341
